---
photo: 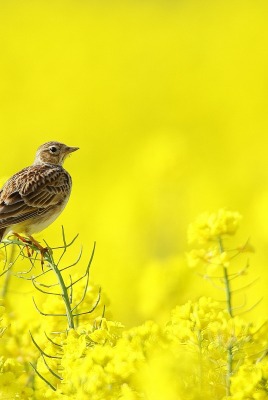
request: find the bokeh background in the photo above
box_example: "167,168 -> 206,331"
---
0,0 -> 268,327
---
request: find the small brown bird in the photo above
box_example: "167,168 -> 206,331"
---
0,141 -> 79,242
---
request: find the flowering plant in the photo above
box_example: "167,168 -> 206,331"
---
0,210 -> 267,399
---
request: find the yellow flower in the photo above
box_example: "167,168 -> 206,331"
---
93,318 -> 124,343
187,247 -> 231,270
186,248 -> 207,268
119,384 -> 140,400
89,328 -> 109,344
188,209 -> 242,244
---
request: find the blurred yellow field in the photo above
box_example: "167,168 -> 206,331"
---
1,1 -> 268,398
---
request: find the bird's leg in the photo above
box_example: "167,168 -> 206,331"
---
13,233 -> 32,257
13,232 -> 29,243
13,233 -> 48,267
28,236 -> 49,268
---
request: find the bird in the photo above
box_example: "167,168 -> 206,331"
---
0,141 -> 79,245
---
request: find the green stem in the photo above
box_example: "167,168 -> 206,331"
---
226,345 -> 233,397
218,237 -> 233,317
223,266 -> 233,318
45,251 -> 74,330
218,237 -> 233,397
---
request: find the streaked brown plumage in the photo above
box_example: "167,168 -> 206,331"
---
0,141 -> 79,241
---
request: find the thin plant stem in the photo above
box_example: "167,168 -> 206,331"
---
226,345 -> 233,397
218,237 -> 233,318
223,266 -> 233,318
44,250 -> 74,330
218,236 -> 233,397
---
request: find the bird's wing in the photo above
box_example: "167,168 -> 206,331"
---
0,165 -> 71,229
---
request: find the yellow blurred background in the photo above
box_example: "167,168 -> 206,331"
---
1,0 -> 268,326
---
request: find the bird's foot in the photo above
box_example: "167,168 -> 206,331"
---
28,236 -> 49,269
13,233 -> 33,258
13,233 -> 49,268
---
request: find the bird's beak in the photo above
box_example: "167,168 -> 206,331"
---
65,146 -> 79,154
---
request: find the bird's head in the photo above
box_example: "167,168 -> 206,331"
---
34,141 -> 79,166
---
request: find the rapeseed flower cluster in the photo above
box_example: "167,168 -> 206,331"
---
187,209 -> 253,275
188,209 -> 242,244
0,209 -> 267,399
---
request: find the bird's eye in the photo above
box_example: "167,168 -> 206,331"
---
49,146 -> 59,154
